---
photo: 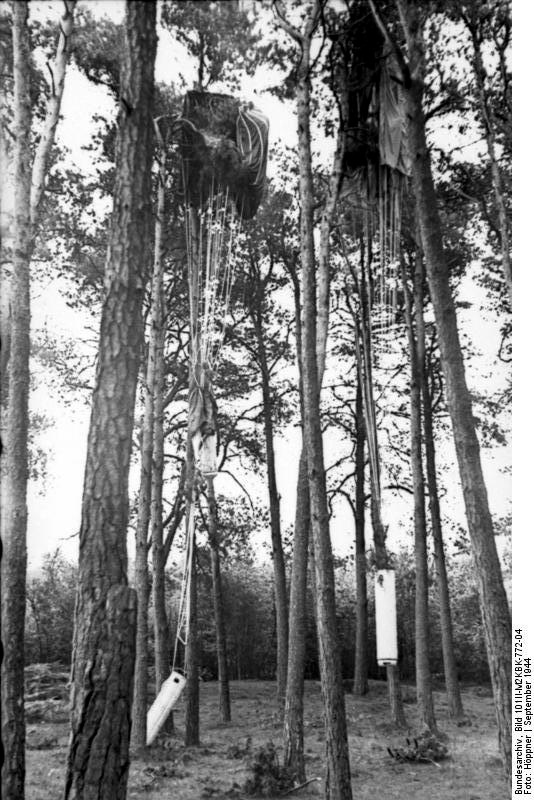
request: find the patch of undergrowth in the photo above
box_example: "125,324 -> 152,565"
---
387,731 -> 449,765
243,741 -> 295,796
226,736 -> 252,759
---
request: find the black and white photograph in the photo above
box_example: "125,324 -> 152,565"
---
0,1 -> 518,798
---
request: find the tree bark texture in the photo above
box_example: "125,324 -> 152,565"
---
64,5 -> 157,798
353,377 -> 369,696
206,476 -> 231,723
252,301 -> 288,706
414,254 -> 464,720
283,451 -> 310,782
401,258 -> 436,733
294,20 -> 353,799
1,5 -> 32,797
404,16 -> 512,777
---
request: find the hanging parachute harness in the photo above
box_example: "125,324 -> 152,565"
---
146,92 -> 269,746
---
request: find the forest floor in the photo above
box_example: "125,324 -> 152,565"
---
25,670 -> 507,799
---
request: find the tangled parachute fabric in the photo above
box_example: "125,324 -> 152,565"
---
179,91 -> 269,220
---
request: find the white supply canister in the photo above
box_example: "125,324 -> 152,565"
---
146,670 -> 187,746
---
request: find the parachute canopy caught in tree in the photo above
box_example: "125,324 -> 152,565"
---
342,4 -> 410,181
179,90 -> 269,220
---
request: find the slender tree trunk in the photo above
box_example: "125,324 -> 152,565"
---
282,38 -> 346,785
206,476 -> 231,722
184,205 -> 201,747
162,466 -> 186,565
3,5 -> 76,795
183,495 -> 199,746
283,451 -> 310,782
353,378 -> 369,696
414,255 -> 465,721
253,305 -> 288,706
403,18 -> 512,777
64,7 -> 156,798
283,262 -> 310,781
401,257 -> 436,733
30,1 -> 77,225
149,147 -> 174,735
0,1 -> 75,407
131,151 -> 167,743
151,368 -> 174,734
466,17 -> 511,298
131,373 -> 154,750
294,25 -> 353,800
1,6 -> 32,797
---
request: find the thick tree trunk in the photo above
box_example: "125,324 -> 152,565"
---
295,27 -> 353,800
253,306 -> 288,706
414,255 -> 465,721
353,378 -> 369,696
401,258 -> 436,733
64,6 -> 156,798
405,38 -> 511,777
1,5 -> 32,797
206,476 -> 231,722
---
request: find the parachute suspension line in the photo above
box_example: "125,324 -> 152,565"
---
174,169 -> 244,672
183,179 -> 243,380
372,165 -> 404,356
349,203 -> 382,513
362,223 -> 381,510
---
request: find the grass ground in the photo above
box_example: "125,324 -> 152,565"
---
26,677 -> 506,799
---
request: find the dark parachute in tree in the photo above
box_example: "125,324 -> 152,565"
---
179,90 -> 269,220
342,5 -> 410,182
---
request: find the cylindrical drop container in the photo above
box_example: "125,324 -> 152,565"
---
375,569 -> 398,666
146,670 -> 187,746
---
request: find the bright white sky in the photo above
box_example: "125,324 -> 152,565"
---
19,0 -> 515,576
